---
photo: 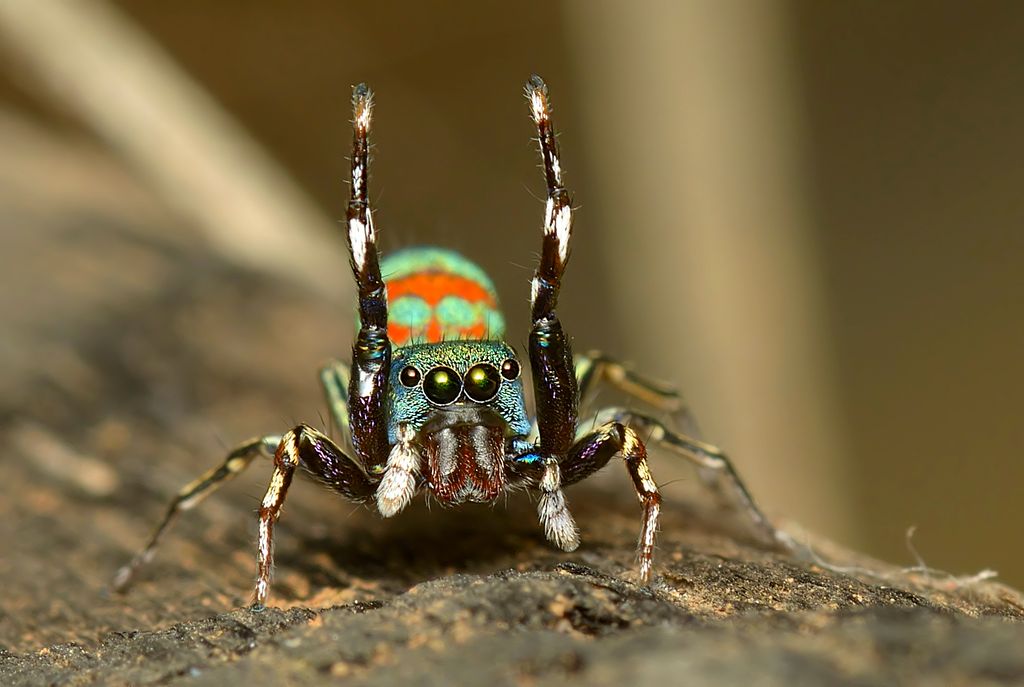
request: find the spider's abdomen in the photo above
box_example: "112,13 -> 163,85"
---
379,247 -> 506,345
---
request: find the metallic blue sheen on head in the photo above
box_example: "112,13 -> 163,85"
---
387,341 -> 529,443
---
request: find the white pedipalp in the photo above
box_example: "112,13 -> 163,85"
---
537,460 -> 580,551
376,424 -> 420,518
539,490 -> 580,552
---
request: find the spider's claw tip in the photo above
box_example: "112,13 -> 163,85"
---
526,75 -> 551,123
352,83 -> 373,130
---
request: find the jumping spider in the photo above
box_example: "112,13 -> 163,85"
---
114,76 -> 786,606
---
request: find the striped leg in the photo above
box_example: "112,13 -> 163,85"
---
345,84 -> 392,472
524,75 -> 578,459
574,352 -> 727,500
523,76 -> 579,547
560,423 -> 661,583
600,407 -> 786,549
254,423 -> 377,606
112,435 -> 280,592
575,351 -> 701,437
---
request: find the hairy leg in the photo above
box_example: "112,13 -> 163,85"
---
345,84 -> 392,472
524,75 -> 577,457
523,76 -> 578,538
558,422 -> 662,583
575,351 -> 741,502
112,435 -> 280,592
254,423 -> 377,605
595,407 -> 787,549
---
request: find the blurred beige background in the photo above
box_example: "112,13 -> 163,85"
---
1,1 -> 1021,586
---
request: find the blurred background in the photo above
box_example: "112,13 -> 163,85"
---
0,0 -> 1021,590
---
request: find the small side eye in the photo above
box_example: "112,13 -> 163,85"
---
399,365 -> 421,388
500,358 -> 521,380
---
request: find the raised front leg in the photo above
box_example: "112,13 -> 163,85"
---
523,76 -> 580,543
254,423 -> 377,606
345,84 -> 392,472
525,75 -> 577,455
112,435 -> 280,592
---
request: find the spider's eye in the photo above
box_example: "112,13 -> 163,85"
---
500,358 -> 521,381
464,363 -> 501,403
423,366 -> 461,405
399,365 -> 421,388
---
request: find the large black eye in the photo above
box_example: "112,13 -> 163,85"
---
464,363 -> 501,402
500,358 -> 521,380
399,365 -> 421,388
423,366 -> 461,405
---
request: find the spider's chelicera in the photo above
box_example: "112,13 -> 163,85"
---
114,76 -> 785,606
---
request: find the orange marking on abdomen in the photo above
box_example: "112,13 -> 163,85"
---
386,272 -> 496,308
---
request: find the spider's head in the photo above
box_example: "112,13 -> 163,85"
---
387,340 -> 529,438
386,341 -> 529,503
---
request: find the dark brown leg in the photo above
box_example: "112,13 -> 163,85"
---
112,435 -> 280,592
601,407 -> 787,549
575,351 -> 748,508
524,76 -> 578,458
522,76 -> 583,547
559,422 -> 662,583
254,423 -> 377,606
345,84 -> 392,473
